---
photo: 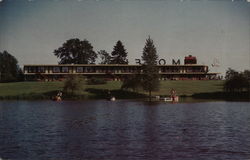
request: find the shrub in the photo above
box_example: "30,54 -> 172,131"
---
63,75 -> 85,95
224,74 -> 249,92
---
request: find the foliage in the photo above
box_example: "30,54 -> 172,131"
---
141,36 -> 160,101
98,50 -> 112,64
87,77 -> 107,85
0,50 -> 23,82
225,68 -> 238,80
110,40 -> 128,64
243,70 -> 250,80
54,38 -> 97,64
121,74 -> 142,92
141,65 -> 160,95
224,69 -> 250,92
141,37 -> 158,66
63,75 -> 85,95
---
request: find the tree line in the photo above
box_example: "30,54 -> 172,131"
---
54,39 -> 129,65
224,68 -> 250,93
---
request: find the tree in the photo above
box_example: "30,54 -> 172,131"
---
224,68 -> 250,92
54,38 -> 97,64
63,75 -> 85,95
0,50 -> 22,82
121,74 -> 142,92
98,50 -> 112,64
243,70 -> 250,80
225,68 -> 238,80
141,36 -> 160,101
110,40 -> 128,64
224,74 -> 249,92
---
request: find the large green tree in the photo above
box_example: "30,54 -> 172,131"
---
110,40 -> 128,64
0,50 -> 23,82
54,38 -> 97,64
141,37 -> 160,101
98,50 -> 112,64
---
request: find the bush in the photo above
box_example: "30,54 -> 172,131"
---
224,74 -> 249,92
63,75 -> 85,95
87,77 -> 107,85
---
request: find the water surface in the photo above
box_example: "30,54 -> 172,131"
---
0,100 -> 250,160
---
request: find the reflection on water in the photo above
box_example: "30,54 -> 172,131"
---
0,100 -> 250,159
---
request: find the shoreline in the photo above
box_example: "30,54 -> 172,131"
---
0,91 -> 249,102
0,80 -> 249,101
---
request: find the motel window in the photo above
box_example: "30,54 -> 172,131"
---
61,67 -> 69,73
53,67 -> 60,73
86,67 -> 93,73
37,67 -> 45,73
28,67 -> 36,73
76,67 -> 83,73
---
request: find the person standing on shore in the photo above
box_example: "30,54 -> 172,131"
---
170,88 -> 177,102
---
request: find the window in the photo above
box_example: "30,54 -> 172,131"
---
86,67 -> 93,73
61,67 -> 69,73
53,67 -> 60,73
28,67 -> 36,73
37,67 -> 45,73
76,67 -> 83,73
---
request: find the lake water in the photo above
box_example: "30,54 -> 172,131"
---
0,100 -> 250,160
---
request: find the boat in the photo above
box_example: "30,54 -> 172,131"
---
110,96 -> 116,101
160,97 -> 172,102
155,95 -> 179,102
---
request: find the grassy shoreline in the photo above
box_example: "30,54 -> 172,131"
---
0,80 -> 248,101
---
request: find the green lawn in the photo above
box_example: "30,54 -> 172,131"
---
156,80 -> 224,96
0,80 -> 224,99
0,81 -> 64,97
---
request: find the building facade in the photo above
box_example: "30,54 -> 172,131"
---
23,55 -> 219,81
23,65 -> 220,81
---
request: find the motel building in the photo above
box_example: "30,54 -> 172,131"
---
23,55 -> 219,81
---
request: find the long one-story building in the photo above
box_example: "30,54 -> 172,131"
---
23,55 -> 219,81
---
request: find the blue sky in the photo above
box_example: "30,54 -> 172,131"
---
0,0 -> 249,74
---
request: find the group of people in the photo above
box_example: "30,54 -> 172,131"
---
170,88 -> 179,102
53,91 -> 62,101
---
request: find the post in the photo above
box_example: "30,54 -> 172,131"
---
149,90 -> 152,102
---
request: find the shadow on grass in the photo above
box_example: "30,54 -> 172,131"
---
0,91 -> 64,100
0,91 -> 56,100
85,88 -> 147,99
0,89 -> 146,100
192,91 -> 250,101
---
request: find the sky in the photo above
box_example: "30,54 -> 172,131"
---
0,0 -> 249,75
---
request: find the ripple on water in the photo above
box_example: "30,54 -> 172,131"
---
0,100 -> 250,160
